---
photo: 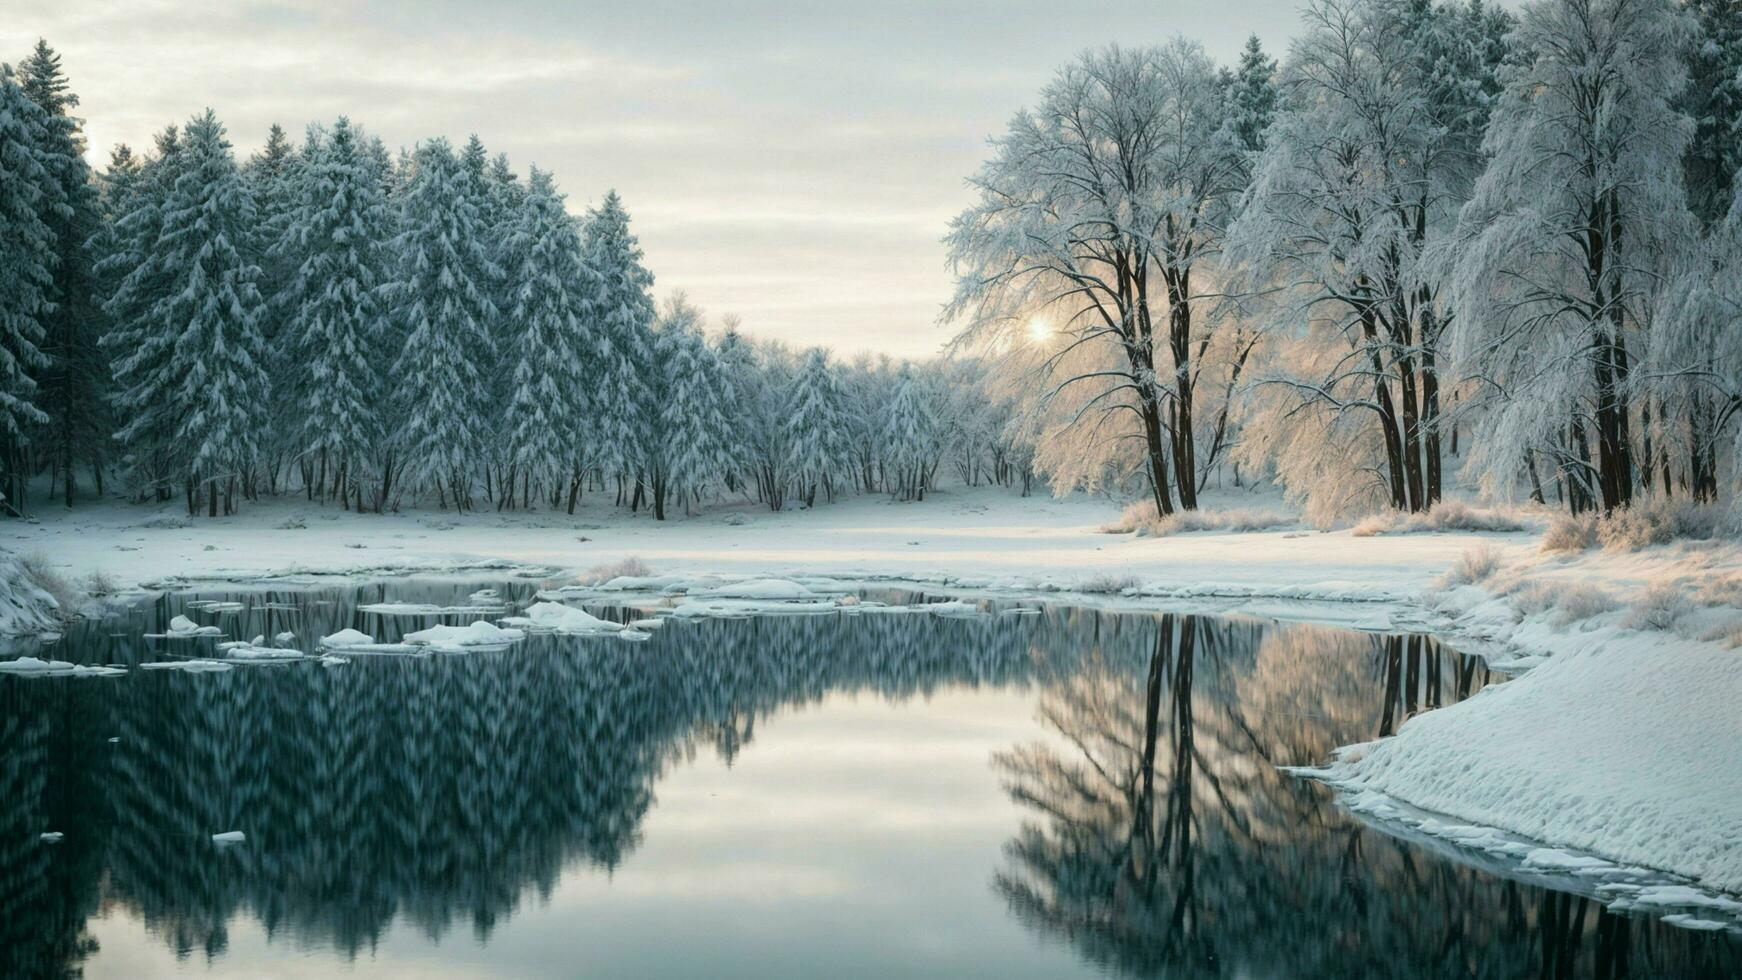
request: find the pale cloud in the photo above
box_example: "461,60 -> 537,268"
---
6,0 -> 1311,358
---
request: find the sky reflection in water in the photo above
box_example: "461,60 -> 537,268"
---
1,580 -> 1737,979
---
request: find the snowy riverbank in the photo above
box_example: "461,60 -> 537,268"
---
3,485 -> 1739,905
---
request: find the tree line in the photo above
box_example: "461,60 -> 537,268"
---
947,0 -> 1742,521
0,41 -> 1031,518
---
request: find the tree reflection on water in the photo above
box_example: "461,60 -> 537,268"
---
0,586 -> 1735,979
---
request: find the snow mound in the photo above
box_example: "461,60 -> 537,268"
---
1327,629 -> 1742,896
319,628 -> 375,648
0,555 -> 60,637
500,602 -> 624,635
403,620 -> 525,650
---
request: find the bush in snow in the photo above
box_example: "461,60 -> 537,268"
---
81,570 -> 120,597
1439,545 -> 1505,587
1350,500 -> 1529,537
1597,497 -> 1727,552
16,552 -> 76,621
1511,579 -> 1618,626
1077,573 -> 1140,594
577,556 -> 651,585
1624,580 -> 1692,631
1103,500 -> 1293,536
1540,512 -> 1598,553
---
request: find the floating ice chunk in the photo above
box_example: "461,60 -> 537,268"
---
273,631 -> 296,645
628,618 -> 664,630
185,600 -> 244,612
403,621 -> 525,650
670,598 -> 839,619
360,601 -> 508,616
318,656 -> 348,667
1,657 -> 62,673
499,602 -> 624,635
695,579 -> 817,600
1661,914 -> 1731,932
156,615 -> 222,637
468,588 -> 500,602
211,831 -> 245,844
1523,848 -> 1613,873
107,737 -> 119,743
617,629 -> 653,642
139,659 -> 233,673
40,832 -> 63,843
320,628 -> 375,648
1628,885 -> 1742,915
926,600 -> 984,617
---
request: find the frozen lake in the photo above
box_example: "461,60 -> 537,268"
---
2,580 -> 1737,978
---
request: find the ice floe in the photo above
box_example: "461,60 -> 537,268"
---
499,602 -> 624,635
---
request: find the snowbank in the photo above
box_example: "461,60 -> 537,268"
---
1324,628 -> 1742,896
0,555 -> 60,637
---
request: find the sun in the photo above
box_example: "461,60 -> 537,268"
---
1026,317 -> 1052,343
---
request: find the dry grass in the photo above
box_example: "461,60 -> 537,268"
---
1624,580 -> 1691,631
1078,573 -> 1140,594
1540,512 -> 1599,553
576,556 -> 652,585
1351,500 -> 1528,537
1597,497 -> 1727,552
1103,500 -> 1294,537
17,551 -> 79,620
1438,544 -> 1506,587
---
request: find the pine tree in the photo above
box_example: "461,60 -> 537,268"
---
652,296 -> 732,518
1226,34 -> 1277,153
245,122 -> 301,494
387,138 -> 499,510
274,117 -> 393,510
155,110 -> 271,515
500,167 -> 594,510
880,364 -> 938,501
1684,0 -> 1742,223
581,191 -> 657,497
19,40 -> 104,508
782,347 -> 851,506
0,63 -> 57,511
97,127 -> 183,500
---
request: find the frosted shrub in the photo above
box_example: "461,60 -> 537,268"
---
17,552 -> 77,621
1078,573 -> 1140,594
577,557 -> 652,585
81,570 -> 120,597
1440,545 -> 1505,586
1597,497 -> 1725,552
1624,581 -> 1691,631
1351,501 -> 1527,537
1102,500 -> 1292,537
1540,513 -> 1598,553
1547,582 -> 1618,626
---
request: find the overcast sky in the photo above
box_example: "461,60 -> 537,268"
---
8,0 -> 1305,358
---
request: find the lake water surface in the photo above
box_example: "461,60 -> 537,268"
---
2,579 -> 1738,978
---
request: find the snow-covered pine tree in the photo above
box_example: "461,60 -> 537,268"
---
1225,34 -> 1277,153
1683,0 -> 1742,224
0,62 -> 57,511
880,363 -> 938,501
19,40 -> 104,509
581,190 -> 657,504
782,347 -> 851,506
500,167 -> 594,511
97,128 -> 183,501
152,110 -> 271,516
243,122 -> 301,495
274,116 -> 394,511
1439,0 -> 1697,513
387,137 -> 499,510
650,294 -> 731,519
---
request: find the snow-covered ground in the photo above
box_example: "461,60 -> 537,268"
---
3,484 -> 1739,911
